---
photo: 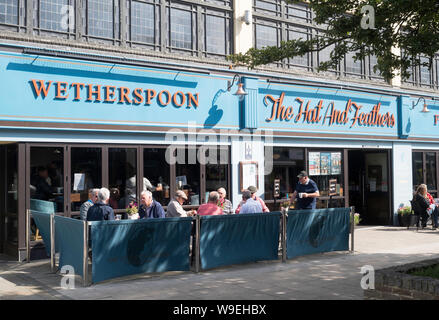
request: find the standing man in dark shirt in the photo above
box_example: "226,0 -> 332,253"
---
292,171 -> 320,209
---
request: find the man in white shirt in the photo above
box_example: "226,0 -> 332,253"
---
166,190 -> 196,217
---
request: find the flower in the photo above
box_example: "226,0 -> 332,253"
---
126,201 -> 138,215
397,206 -> 412,215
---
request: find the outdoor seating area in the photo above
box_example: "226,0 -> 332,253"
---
29,204 -> 353,286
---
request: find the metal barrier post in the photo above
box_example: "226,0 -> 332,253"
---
83,221 -> 89,287
26,209 -> 30,263
195,215 -> 201,273
281,211 -> 287,263
50,214 -> 56,272
350,206 -> 355,253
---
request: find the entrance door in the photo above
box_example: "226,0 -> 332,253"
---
348,150 -> 391,225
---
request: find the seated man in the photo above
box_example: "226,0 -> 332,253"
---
80,188 -> 99,221
197,191 -> 223,216
139,190 -> 165,219
166,190 -> 196,218
235,185 -> 269,214
239,190 -> 263,214
87,188 -> 115,221
217,187 -> 233,214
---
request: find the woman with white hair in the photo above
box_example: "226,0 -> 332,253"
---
217,187 -> 233,214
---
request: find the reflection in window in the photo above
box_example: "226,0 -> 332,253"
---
70,148 -> 102,212
30,147 -> 64,213
0,0 -> 18,25
205,14 -> 226,55
412,152 -> 423,189
205,147 -> 229,201
426,152 -> 436,191
345,51 -> 363,78
36,0 -> 73,33
109,148 -> 137,210
85,0 -> 119,40
264,147 -> 305,201
143,148 -> 170,206
255,23 -> 278,49
168,6 -> 193,50
130,0 -> 156,44
175,147 -> 200,206
6,144 -> 18,214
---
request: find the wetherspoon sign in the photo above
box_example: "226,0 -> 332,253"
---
264,92 -> 395,128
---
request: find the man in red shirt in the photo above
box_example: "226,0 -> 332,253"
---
197,191 -> 224,216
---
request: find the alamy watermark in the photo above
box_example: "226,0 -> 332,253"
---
60,265 -> 75,290
361,5 -> 376,30
360,265 -> 375,290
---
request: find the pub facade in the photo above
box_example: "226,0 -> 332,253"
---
0,0 -> 438,260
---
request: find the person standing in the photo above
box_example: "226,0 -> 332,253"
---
197,191 -> 223,216
138,190 -> 165,219
217,187 -> 233,214
166,190 -> 196,218
80,188 -> 99,220
86,188 -> 115,221
239,190 -> 263,214
291,171 -> 320,210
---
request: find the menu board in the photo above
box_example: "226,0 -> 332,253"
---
320,153 -> 331,175
308,152 -> 320,176
330,152 -> 342,175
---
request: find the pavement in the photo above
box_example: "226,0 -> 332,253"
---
0,225 -> 438,300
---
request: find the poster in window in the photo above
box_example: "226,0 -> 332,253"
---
308,152 -> 320,176
330,152 -> 342,175
320,153 -> 331,175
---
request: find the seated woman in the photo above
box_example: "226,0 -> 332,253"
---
412,184 -> 430,229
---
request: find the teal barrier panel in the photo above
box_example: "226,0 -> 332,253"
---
30,199 -> 56,213
31,211 -> 52,257
286,208 -> 350,259
200,212 -> 281,270
90,217 -> 193,283
54,215 -> 84,277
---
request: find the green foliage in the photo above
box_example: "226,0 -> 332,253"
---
409,264 -> 439,279
398,206 -> 413,215
227,0 -> 439,82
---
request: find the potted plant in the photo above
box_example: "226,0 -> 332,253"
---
397,206 -> 413,227
350,213 -> 361,227
126,201 -> 139,220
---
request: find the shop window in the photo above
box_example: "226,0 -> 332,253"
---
307,150 -> 344,198
412,151 -> 438,195
30,147 -> 64,213
175,146 -> 201,206
143,147 -> 170,207
264,147 -> 305,201
109,148 -> 137,210
70,148 -> 102,212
